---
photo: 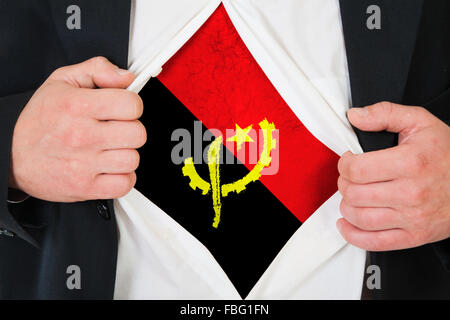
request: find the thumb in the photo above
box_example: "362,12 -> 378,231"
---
49,56 -> 134,89
347,102 -> 431,134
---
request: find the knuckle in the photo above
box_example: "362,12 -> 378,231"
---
412,106 -> 430,120
408,152 -> 429,175
413,106 -> 426,114
62,95 -> 76,113
344,184 -> 359,204
63,128 -> 87,148
338,152 -> 353,175
344,206 -> 373,230
377,101 -> 394,115
136,95 -> 144,118
131,151 -> 141,170
337,176 -> 346,194
408,184 -> 427,205
348,209 -> 367,229
126,150 -> 140,171
135,121 -> 147,147
370,232 -> 398,251
113,174 -> 135,198
112,183 -> 128,198
132,92 -> 144,118
63,92 -> 89,116
66,163 -> 91,192
67,158 -> 83,174
337,156 -> 347,175
339,199 -> 349,216
90,56 -> 109,67
129,172 -> 137,188
340,203 -> 365,229
347,161 -> 364,182
124,91 -> 143,119
50,66 -> 67,79
413,206 -> 430,222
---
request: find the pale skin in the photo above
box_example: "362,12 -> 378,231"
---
9,57 -> 146,202
338,102 -> 450,251
8,57 -> 450,251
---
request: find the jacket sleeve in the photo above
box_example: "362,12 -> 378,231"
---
424,87 -> 450,272
0,91 -> 38,247
433,238 -> 450,272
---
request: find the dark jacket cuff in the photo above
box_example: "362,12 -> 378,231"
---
432,238 -> 450,272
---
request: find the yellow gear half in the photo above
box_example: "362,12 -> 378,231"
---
182,118 -> 277,228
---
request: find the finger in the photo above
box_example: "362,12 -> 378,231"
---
336,218 -> 412,251
338,147 -> 407,183
347,102 -> 432,134
338,176 -> 406,208
339,200 -> 400,231
89,172 -> 136,199
97,149 -> 140,174
79,88 -> 143,120
50,56 -> 135,89
99,120 -> 147,150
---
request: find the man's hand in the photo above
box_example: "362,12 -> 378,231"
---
337,102 -> 450,251
9,57 -> 146,202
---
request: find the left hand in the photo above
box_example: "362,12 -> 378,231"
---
337,102 -> 450,251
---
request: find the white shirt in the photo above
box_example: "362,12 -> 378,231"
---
114,0 -> 366,299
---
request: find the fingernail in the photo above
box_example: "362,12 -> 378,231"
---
116,68 -> 131,76
352,107 -> 369,117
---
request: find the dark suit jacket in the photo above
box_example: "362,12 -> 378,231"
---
0,0 -> 448,299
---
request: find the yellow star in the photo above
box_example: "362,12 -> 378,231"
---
227,124 -> 254,151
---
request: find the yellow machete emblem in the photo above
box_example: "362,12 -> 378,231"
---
182,119 -> 277,228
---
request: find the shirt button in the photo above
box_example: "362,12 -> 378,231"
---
96,201 -> 111,220
0,229 -> 15,237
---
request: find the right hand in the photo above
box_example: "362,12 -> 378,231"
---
9,56 -> 146,202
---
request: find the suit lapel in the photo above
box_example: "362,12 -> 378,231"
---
339,0 -> 423,106
339,0 -> 423,151
47,0 -> 131,68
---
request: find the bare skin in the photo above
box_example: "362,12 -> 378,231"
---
8,57 -> 146,202
337,102 -> 450,251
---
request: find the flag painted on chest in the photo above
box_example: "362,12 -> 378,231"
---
136,4 -> 339,297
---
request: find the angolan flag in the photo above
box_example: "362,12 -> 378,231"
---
134,5 -> 339,298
